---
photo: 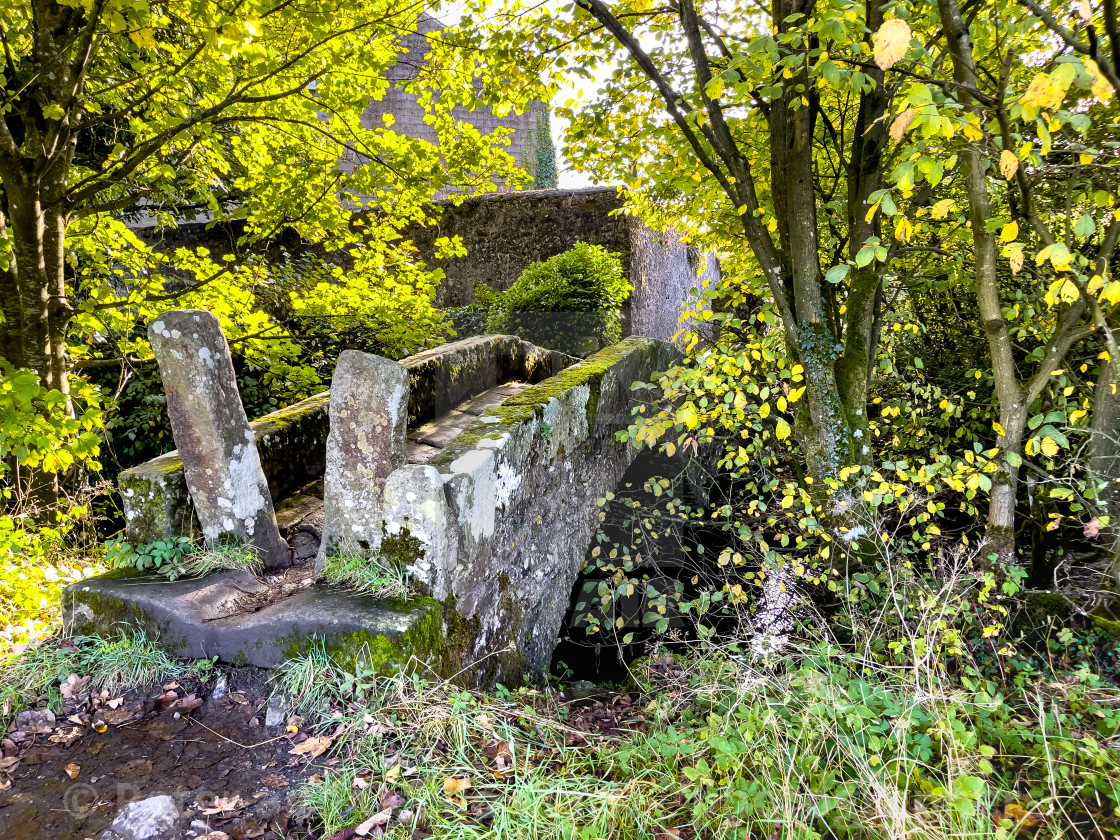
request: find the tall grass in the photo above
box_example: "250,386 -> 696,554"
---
287,563 -> 1119,840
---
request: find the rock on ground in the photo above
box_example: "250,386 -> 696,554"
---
100,794 -> 178,840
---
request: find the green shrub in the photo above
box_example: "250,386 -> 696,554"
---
483,242 -> 630,355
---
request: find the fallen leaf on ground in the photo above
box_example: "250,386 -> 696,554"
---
201,795 -> 247,815
354,808 -> 393,835
259,774 -> 289,788
443,775 -> 471,806
0,756 -> 19,773
60,675 -> 90,702
380,791 -> 406,810
199,833 -> 230,840
64,763 -> 81,780
289,735 -> 332,758
106,697 -> 124,709
49,726 -> 84,746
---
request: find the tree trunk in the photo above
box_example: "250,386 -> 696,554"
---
937,0 -> 1028,567
2,184 -> 71,394
1090,360 -> 1120,591
1,179 -> 73,513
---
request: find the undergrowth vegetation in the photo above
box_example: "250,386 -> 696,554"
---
104,536 -> 263,581
283,565 -> 1119,839
472,242 -> 631,356
0,630 -> 199,721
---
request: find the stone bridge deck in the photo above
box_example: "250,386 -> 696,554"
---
68,332 -> 677,687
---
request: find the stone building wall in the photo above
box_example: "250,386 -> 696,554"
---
405,187 -> 720,343
354,14 -> 551,190
132,188 -> 718,346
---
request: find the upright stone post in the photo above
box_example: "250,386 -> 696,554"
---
148,310 -> 290,570
316,350 -> 410,572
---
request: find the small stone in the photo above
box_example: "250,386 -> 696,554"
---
290,529 -> 320,561
210,674 -> 228,702
264,696 -> 286,728
100,794 -> 179,840
248,717 -> 260,728
566,680 -> 600,700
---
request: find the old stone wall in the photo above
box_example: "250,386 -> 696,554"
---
120,335 -> 575,545
384,336 -> 681,686
405,187 -> 720,343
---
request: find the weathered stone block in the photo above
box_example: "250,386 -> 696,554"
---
65,571 -> 442,671
428,336 -> 681,686
317,350 -> 409,566
148,310 -> 289,569
380,465 -> 458,599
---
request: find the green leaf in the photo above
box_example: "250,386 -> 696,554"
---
1073,212 -> 1096,238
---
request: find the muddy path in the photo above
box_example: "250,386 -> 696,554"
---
0,668 -> 324,840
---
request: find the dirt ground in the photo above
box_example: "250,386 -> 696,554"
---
0,668 -> 325,840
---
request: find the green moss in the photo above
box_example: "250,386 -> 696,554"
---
1021,593 -> 1120,642
380,528 -> 424,569
251,392 -> 329,433
279,598 -> 445,677
1091,614 -> 1120,641
441,595 -> 482,679
432,337 -> 655,469
68,588 -> 151,639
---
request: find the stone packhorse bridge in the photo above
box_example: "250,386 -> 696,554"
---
67,310 -> 678,687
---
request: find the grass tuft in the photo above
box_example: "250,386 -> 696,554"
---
177,540 -> 263,578
0,628 -> 196,721
319,551 -> 408,599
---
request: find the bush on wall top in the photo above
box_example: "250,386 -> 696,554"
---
482,242 -> 630,355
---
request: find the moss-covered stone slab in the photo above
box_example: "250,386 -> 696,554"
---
64,572 -> 442,671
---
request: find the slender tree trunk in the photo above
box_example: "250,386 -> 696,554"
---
1,177 -> 73,512
1091,359 -> 1120,591
938,0 -> 1028,565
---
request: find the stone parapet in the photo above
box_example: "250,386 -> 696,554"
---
120,335 -> 574,545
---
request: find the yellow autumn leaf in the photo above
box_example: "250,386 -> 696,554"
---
1040,437 -> 1059,457
130,27 -> 157,49
1088,275 -> 1104,293
931,198 -> 955,219
1086,58 -> 1113,102
993,421 -> 1006,436
1004,244 -> 1024,274
999,150 -> 1018,180
759,401 -> 771,419
1000,220 -> 1018,242
894,216 -> 912,243
1102,280 -> 1120,304
962,114 -> 984,141
889,108 -> 916,144
775,418 -> 791,441
873,19 -> 911,71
